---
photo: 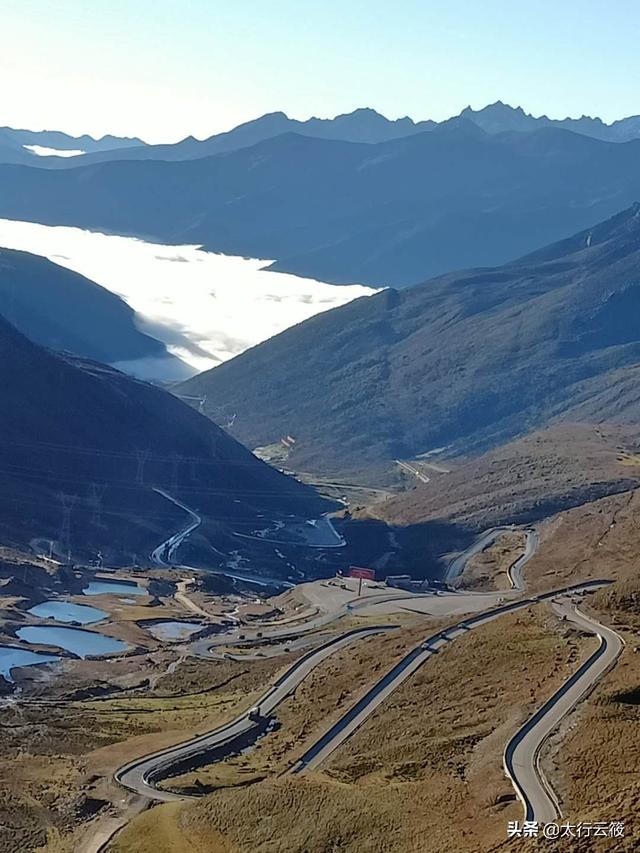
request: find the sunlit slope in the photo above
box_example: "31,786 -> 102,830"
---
180,205 -> 640,479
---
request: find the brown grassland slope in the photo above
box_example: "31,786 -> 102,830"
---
155,625 -> 429,795
378,423 -> 640,530
0,654 -> 291,853
112,487 -> 640,853
112,608 -> 592,853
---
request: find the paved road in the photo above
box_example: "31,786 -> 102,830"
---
507,528 -> 539,591
205,524 -> 539,650
395,459 -> 430,484
115,624 -> 395,800
234,514 -> 346,549
174,578 -> 216,620
504,596 -> 623,823
446,525 -> 533,585
289,580 -> 610,775
189,582 -> 510,657
181,527 -> 537,663
150,489 -> 202,566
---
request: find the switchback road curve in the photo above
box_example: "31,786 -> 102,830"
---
289,580 -> 611,775
446,526 -> 538,590
504,596 -> 624,823
127,521 -> 541,797
115,624 -> 395,801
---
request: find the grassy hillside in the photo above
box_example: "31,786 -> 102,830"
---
180,206 -> 640,481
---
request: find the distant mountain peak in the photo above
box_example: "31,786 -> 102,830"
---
463,101 -> 525,116
345,107 -> 382,116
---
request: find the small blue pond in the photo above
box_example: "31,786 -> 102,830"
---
0,645 -> 59,682
28,601 -> 107,625
83,580 -> 145,597
146,621 -> 202,641
17,626 -> 127,658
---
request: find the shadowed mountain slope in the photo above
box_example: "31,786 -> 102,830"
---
178,205 -> 640,480
0,314 -> 325,555
0,247 -> 174,368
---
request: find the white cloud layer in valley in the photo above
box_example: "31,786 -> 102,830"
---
0,219 -> 377,377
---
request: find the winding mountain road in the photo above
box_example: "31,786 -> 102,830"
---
115,624 -> 395,801
446,525 -> 537,589
117,521 -> 537,798
504,596 -> 624,823
129,510 -> 619,823
395,459 -> 430,484
150,489 -> 201,566
288,580 -> 610,775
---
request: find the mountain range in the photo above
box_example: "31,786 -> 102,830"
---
0,126 -> 144,165
178,204 -> 640,481
9,102 -> 640,170
0,126 -> 144,153
34,108 -> 435,167
3,120 -> 640,287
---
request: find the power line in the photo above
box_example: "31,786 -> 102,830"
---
0,489 -> 323,526
0,436 -> 279,467
0,464 -> 322,499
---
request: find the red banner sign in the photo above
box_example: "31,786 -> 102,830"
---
348,566 -> 376,581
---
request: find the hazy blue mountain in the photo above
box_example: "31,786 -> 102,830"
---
28,103 -> 640,171
38,108 -> 436,168
0,247 -> 189,378
0,126 -> 145,153
0,129 -> 40,165
178,205 -> 640,480
459,101 -> 640,142
2,123 -> 640,287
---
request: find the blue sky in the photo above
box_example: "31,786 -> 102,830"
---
2,0 -> 639,142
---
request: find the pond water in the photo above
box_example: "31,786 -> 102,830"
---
28,601 -> 107,624
17,626 -> 127,658
146,621 -> 202,641
83,580 -> 145,597
0,645 -> 60,682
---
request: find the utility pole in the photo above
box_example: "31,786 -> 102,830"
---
88,483 -> 107,527
135,449 -> 151,486
58,493 -> 77,556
